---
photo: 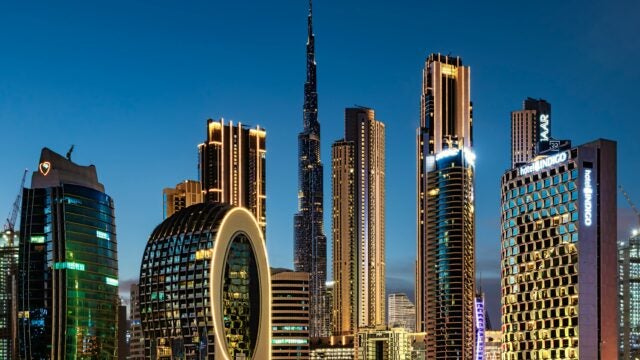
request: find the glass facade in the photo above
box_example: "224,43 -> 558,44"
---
416,53 -> 475,359
139,204 -> 221,358
223,235 -> 259,358
619,234 -> 640,359
501,140 -> 619,360
19,183 -> 118,359
421,149 -> 475,359
501,159 -> 580,359
139,203 -> 270,359
0,230 -> 18,359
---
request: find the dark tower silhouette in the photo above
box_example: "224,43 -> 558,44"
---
293,0 -> 328,338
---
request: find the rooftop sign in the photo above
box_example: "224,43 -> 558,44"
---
518,151 -> 569,176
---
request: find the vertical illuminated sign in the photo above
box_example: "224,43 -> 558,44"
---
584,168 -> 593,226
475,297 -> 485,360
539,114 -> 550,142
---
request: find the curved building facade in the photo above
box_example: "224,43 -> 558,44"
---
18,148 -> 119,359
139,203 -> 271,359
420,148 -> 476,358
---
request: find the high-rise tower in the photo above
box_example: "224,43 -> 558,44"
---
294,0 -> 328,338
500,139 -> 618,359
620,231 -> 640,359
0,230 -> 18,359
332,107 -> 386,335
271,269 -> 310,359
416,53 -> 476,359
18,148 -> 119,359
388,293 -> 416,332
198,118 -> 266,235
511,98 -> 571,168
162,180 -> 202,219
511,98 -> 551,168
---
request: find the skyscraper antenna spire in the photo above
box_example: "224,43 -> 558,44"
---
295,0 -> 326,338
308,0 -> 314,41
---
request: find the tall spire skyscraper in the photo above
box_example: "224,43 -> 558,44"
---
294,0 -> 328,338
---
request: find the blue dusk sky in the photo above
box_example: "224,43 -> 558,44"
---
1,0 -> 639,324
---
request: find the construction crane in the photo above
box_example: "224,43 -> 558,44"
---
619,185 -> 640,227
4,169 -> 28,234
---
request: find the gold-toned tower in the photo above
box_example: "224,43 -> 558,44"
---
332,107 -> 385,336
162,180 -> 202,219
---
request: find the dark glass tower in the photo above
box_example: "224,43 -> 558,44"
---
501,140 -> 618,358
18,148 -> 118,359
293,0 -> 327,338
416,54 -> 476,359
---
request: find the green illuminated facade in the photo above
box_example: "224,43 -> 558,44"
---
18,148 -> 118,359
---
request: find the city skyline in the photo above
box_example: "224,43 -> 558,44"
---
1,0 -> 639,326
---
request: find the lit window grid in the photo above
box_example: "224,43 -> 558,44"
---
271,273 -> 310,359
501,163 -> 581,359
0,234 -> 18,358
140,230 -> 216,357
619,236 -> 640,358
19,185 -> 118,359
421,152 -> 475,359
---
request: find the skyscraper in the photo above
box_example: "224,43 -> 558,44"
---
198,118 -> 267,234
294,0 -> 328,338
162,179 -> 202,219
128,284 -> 144,360
18,148 -> 119,359
511,98 -> 571,168
511,98 -> 551,167
118,303 -> 129,360
271,269 -> 310,359
139,204 -> 271,358
0,230 -> 18,359
325,281 -> 335,337
388,293 -> 416,332
416,53 -> 476,359
332,107 -> 386,335
500,139 -> 618,359
619,231 -> 640,359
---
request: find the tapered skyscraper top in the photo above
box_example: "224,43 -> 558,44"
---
294,0 -> 328,338
304,0 -> 318,133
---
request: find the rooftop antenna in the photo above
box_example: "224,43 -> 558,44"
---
66,145 -> 75,161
